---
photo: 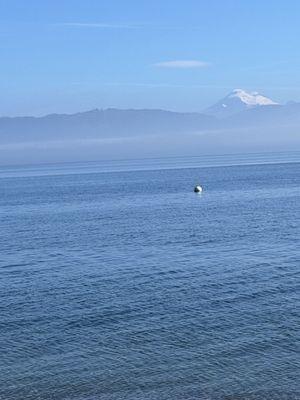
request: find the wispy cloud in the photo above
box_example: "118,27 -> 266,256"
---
59,22 -> 141,29
153,60 -> 210,69
102,82 -> 227,89
57,22 -> 206,31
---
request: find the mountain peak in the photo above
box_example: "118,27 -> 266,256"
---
205,89 -> 278,118
229,89 -> 277,106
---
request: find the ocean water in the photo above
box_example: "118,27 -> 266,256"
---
0,155 -> 299,400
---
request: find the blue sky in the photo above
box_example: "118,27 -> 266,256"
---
1,0 -> 300,115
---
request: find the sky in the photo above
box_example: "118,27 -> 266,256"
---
1,0 -> 300,116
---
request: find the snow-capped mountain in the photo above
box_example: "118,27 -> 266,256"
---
205,89 -> 279,118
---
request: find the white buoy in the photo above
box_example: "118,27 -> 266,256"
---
194,185 -> 203,193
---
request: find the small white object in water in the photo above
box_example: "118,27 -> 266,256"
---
194,185 -> 203,193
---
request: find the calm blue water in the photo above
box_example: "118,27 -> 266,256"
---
0,156 -> 299,400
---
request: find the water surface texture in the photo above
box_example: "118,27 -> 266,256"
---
0,158 -> 299,399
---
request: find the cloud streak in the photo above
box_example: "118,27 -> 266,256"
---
57,22 -> 206,30
153,60 -> 210,69
59,22 -> 141,29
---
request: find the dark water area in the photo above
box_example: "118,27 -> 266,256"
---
0,157 -> 299,399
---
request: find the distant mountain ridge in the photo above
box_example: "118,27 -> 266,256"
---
0,89 -> 299,165
0,108 -> 215,143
